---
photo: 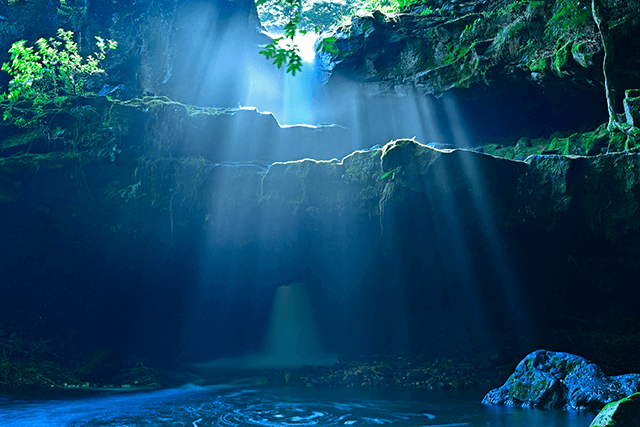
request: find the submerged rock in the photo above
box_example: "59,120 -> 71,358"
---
483,350 -> 640,411
590,393 -> 640,427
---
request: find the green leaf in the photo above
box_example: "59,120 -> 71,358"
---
381,166 -> 402,180
0,28 -> 117,128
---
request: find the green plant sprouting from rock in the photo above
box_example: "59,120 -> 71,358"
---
0,29 -> 121,162
1,29 -> 116,127
342,0 -> 438,17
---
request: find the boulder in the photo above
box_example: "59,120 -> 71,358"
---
590,393 -> 640,427
483,350 -> 640,411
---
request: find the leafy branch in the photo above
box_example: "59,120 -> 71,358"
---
1,28 -> 116,128
257,0 -> 305,75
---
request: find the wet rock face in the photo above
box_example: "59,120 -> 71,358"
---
324,0 -> 640,94
118,99 -> 356,163
483,350 -> 640,410
320,0 -> 640,141
4,118 -> 640,365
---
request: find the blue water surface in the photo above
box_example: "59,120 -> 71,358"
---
0,385 -> 597,427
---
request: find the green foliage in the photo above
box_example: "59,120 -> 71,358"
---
2,29 -> 116,103
257,0 -> 438,71
0,29 -> 120,162
544,0 -> 592,41
0,29 -> 116,128
257,0 -> 305,75
57,0 -> 88,32
496,0 -> 530,17
493,17 -> 529,59
460,17 -> 483,40
420,5 -> 434,15
490,1 -> 594,76
347,0 -> 434,14
552,39 -> 572,74
301,2 -> 351,31
317,36 -> 339,56
381,166 -> 402,180
443,16 -> 487,66
258,0 -> 350,32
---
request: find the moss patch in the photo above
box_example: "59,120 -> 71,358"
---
481,123 -> 640,159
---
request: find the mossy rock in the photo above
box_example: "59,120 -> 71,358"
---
552,40 -> 573,76
483,350 -> 640,411
481,122 -> 640,159
590,393 -> 640,427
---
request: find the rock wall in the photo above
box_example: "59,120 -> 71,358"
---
320,0 -> 640,143
4,103 -> 640,365
2,0 -> 640,371
0,0 -> 269,105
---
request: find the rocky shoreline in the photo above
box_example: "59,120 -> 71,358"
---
266,353 -> 514,390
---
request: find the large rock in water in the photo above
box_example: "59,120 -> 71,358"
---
590,393 -> 640,427
482,350 -> 640,411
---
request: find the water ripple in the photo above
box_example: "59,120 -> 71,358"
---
0,386 -> 596,427
213,392 -> 402,426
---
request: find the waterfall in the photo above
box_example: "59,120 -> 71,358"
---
262,282 -> 328,367
281,32 -> 322,125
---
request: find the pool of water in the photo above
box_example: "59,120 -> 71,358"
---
0,384 -> 597,426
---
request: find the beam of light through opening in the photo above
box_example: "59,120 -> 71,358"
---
442,94 -> 533,345
282,32 -> 320,125
418,151 -> 491,349
262,282 -> 329,367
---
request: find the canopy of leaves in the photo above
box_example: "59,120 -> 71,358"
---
258,1 -> 305,76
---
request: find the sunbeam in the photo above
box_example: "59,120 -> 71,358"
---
3,0 -> 634,424
442,94 -> 534,346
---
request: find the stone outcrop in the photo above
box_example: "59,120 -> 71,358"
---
323,0 -> 640,98
121,99 -> 356,163
320,0 -> 640,143
0,96 -> 356,165
625,90 -> 640,128
4,118 -> 640,363
482,350 -> 640,411
260,138 -> 640,238
2,84 -> 640,352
